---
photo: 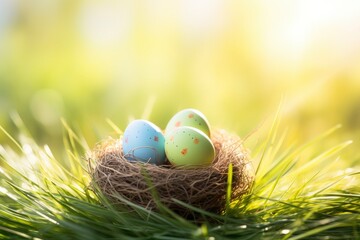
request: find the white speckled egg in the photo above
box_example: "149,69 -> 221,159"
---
122,120 -> 166,165
165,126 -> 215,167
165,109 -> 211,137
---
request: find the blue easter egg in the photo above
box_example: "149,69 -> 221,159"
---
122,120 -> 166,165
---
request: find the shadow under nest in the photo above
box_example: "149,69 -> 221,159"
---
89,129 -> 254,219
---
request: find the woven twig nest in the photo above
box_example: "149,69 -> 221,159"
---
89,129 -> 254,217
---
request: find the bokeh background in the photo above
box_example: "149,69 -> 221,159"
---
0,0 -> 359,162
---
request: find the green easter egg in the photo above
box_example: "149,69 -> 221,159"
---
165,109 -> 211,137
165,126 -> 215,167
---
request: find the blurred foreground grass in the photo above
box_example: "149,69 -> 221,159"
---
0,109 -> 358,239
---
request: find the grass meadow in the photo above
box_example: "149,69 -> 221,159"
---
0,1 -> 359,239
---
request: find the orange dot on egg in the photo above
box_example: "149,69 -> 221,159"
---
181,148 -> 188,155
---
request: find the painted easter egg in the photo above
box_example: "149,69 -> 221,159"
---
165,109 -> 211,137
165,126 -> 215,167
122,119 -> 166,165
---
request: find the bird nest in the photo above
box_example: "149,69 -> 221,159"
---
89,129 -> 254,218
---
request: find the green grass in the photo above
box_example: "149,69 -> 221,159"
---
0,113 -> 359,240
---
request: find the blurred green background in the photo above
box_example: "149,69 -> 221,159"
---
0,1 -> 359,162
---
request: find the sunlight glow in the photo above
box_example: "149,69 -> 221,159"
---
78,1 -> 133,48
0,186 -> 18,200
0,186 -> 7,194
35,210 -> 59,225
44,144 -> 54,158
23,143 -> 38,164
259,0 -> 360,76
